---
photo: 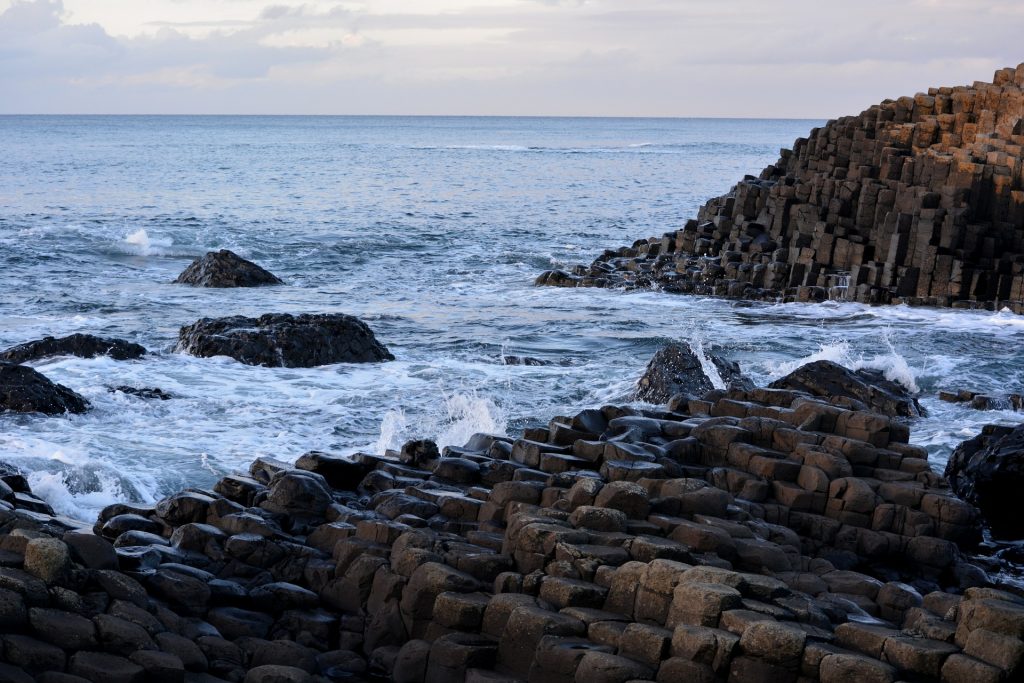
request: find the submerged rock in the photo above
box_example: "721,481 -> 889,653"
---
109,386 -> 173,400
0,334 -> 146,363
769,360 -> 923,417
0,361 -> 89,415
635,342 -> 748,403
173,249 -> 283,288
946,424 -> 1024,538
175,313 -> 394,368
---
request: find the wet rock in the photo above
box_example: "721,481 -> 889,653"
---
0,334 -> 146,363
946,424 -> 1024,537
175,313 -> 393,367
770,360 -> 923,417
0,361 -> 89,415
400,440 -> 440,468
636,343 -> 748,403
174,249 -> 284,288
109,386 -> 173,400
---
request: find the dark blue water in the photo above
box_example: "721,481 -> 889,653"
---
1,115 -> 1021,519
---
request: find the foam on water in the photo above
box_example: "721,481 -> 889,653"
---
767,332 -> 920,394
122,229 -> 174,256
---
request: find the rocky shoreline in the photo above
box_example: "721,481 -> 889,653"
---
0,352 -> 1021,682
538,64 -> 1024,313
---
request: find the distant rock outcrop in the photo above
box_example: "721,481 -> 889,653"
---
539,64 -> 1024,312
175,313 -> 394,367
0,334 -> 145,363
0,361 -> 89,414
174,249 -> 283,288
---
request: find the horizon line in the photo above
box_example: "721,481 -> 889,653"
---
0,112 -> 829,121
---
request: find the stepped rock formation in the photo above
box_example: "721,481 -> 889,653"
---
538,64 -> 1024,311
0,371 -> 1021,681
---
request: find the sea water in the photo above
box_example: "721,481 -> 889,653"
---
0,115 -> 1021,520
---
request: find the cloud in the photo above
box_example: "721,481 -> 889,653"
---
0,0 -> 1021,115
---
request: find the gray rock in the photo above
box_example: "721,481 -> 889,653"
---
174,249 -> 283,288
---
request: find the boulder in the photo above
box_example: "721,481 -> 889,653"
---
175,313 -> 394,367
0,362 -> 89,414
174,249 -> 283,288
636,343 -> 748,403
946,424 -> 1024,537
769,360 -> 923,417
0,334 -> 146,363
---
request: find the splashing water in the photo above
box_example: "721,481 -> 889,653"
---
123,229 -> 174,256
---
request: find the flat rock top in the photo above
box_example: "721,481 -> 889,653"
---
173,249 -> 283,288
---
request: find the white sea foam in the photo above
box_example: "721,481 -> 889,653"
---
768,332 -> 920,394
122,229 -> 174,256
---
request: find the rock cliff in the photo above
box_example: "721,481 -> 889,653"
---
538,64 -> 1024,311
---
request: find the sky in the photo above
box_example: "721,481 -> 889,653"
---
0,0 -> 1021,117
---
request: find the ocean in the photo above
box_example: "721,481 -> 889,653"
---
1,114 -> 1021,521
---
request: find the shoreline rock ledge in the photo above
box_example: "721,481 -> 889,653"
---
538,63 -> 1024,312
175,313 -> 395,367
0,372 -> 1021,682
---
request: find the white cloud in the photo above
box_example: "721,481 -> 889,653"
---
0,0 -> 1020,115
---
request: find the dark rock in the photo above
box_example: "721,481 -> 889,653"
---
175,313 -> 393,368
64,531 -> 118,570
69,651 -> 145,683
400,440 -> 440,468
946,424 -> 1024,538
0,362 -> 89,415
174,249 -> 284,288
207,607 -> 274,640
293,451 -> 367,491
263,470 -> 333,518
0,334 -> 146,363
501,356 -> 550,366
769,360 -> 924,417
636,343 -> 749,403
110,386 -> 173,400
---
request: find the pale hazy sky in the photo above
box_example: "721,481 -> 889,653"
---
1,0 -> 1021,117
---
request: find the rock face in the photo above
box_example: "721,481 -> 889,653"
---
0,362 -> 89,414
770,360 -> 924,417
173,249 -> 284,288
175,313 -> 394,367
636,343 -> 748,403
0,378 -> 1017,682
946,424 -> 1024,537
539,64 -> 1024,312
0,334 -> 146,363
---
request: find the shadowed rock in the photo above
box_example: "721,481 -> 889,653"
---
175,313 -> 394,368
636,343 -> 749,403
0,334 -> 145,363
946,424 -> 1024,538
173,249 -> 283,288
769,360 -> 923,417
0,362 -> 89,415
